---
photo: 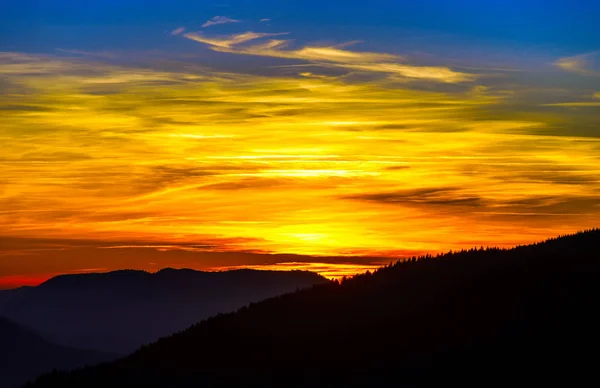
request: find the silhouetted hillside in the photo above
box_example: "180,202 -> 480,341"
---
29,229 -> 600,387
0,317 -> 114,388
0,269 -> 327,354
0,286 -> 32,307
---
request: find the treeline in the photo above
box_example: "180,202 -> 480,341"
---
29,228 -> 600,387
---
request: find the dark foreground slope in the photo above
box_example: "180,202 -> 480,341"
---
0,317 -> 114,388
31,229 -> 600,387
1,269 -> 327,354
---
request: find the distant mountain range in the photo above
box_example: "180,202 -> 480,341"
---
0,317 -> 114,388
26,229 -> 600,387
0,286 -> 31,305
0,268 -> 328,355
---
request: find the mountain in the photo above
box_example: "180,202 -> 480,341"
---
0,269 -> 328,354
27,229 -> 600,387
0,287 -> 32,307
0,317 -> 114,388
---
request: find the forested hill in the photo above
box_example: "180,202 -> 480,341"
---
30,229 -> 600,387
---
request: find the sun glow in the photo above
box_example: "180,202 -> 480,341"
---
213,262 -> 384,281
1,51 -> 599,283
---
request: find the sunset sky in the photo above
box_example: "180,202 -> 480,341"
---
1,0 -> 599,287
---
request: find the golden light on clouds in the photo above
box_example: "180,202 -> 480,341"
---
555,52 -> 600,76
212,262 -> 384,281
182,31 -> 473,82
1,44 -> 599,283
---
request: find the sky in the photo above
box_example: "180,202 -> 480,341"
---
1,0 -> 599,287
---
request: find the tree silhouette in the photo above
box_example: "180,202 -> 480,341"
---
28,229 -> 600,387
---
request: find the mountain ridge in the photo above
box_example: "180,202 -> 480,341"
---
0,268 -> 328,354
28,228 -> 600,387
0,316 -> 115,388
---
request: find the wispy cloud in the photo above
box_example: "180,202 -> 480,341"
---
260,18 -> 271,22
344,187 -> 485,209
214,262 -> 384,280
344,186 -> 600,217
542,102 -> 600,107
555,52 -> 600,76
184,31 -> 289,49
201,16 -> 240,28
56,49 -> 118,59
181,31 -> 474,83
540,91 -> 600,107
2,51 -> 599,281
171,27 -> 185,36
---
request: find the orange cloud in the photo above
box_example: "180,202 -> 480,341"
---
1,51 -> 599,287
212,262 -> 386,280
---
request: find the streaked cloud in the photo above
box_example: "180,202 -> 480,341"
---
0,236 -> 393,285
542,102 -> 600,107
184,31 -> 289,49
541,90 -> 600,107
171,27 -> 185,36
181,31 -> 474,83
1,46 -> 599,283
214,262 -> 384,280
344,187 -> 485,209
260,18 -> 271,22
555,52 -> 600,76
345,187 -> 600,217
201,16 -> 240,28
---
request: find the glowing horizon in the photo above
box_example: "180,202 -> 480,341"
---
1,2 -> 599,287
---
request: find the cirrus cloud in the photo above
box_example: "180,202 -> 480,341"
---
181,31 -> 474,83
555,52 -> 600,76
202,16 -> 240,28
